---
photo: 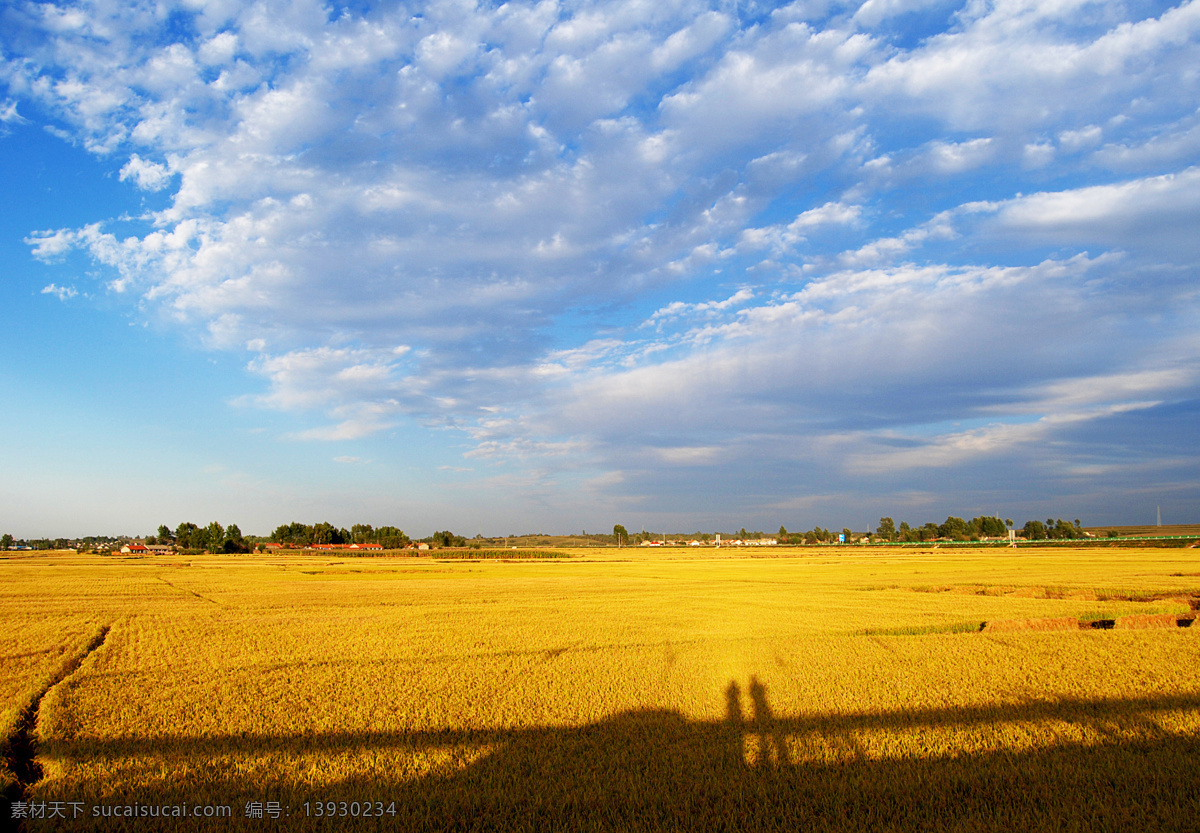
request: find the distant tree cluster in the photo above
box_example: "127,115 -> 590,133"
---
1,533 -> 82,550
1021,518 -> 1086,540
428,530 -> 466,548
803,527 -> 838,544
775,526 -> 847,544
168,521 -> 249,553
352,524 -> 411,549
873,516 -> 1081,542
872,516 -> 1008,542
269,522 -> 410,549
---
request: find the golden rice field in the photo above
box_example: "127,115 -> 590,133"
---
3,546 -> 1200,831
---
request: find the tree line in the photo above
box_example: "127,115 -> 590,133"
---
152,522 -> 250,553
144,521 -> 415,552
611,516 -> 1089,545
873,516 -> 1085,542
0,514 -> 1093,555
269,522 -> 411,549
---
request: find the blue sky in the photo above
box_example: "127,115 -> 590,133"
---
2,0 -> 1199,538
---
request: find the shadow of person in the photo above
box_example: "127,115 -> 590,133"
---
749,676 -> 791,768
725,680 -> 746,768
725,680 -> 743,726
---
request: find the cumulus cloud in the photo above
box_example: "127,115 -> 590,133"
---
118,154 -> 172,191
25,229 -> 77,261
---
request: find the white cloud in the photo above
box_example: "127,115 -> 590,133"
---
289,408 -> 397,441
654,445 -> 725,465
988,167 -> 1200,258
645,287 -> 755,326
853,0 -> 949,28
837,208 -> 959,267
923,137 -> 994,173
790,200 -> 863,230
199,32 -> 239,66
41,283 -> 78,300
846,420 -> 1052,474
861,0 -> 1200,134
25,229 -> 77,261
119,154 -> 172,191
1,99 -> 27,123
1058,124 -> 1102,152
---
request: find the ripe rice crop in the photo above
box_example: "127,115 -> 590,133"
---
2,547 -> 1198,830
434,549 -> 569,559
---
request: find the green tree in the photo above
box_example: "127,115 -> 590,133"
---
613,524 -> 629,546
374,526 -> 409,548
204,521 -> 225,553
917,522 -> 940,541
1,533 -> 13,550
157,524 -> 172,543
175,522 -> 201,550
877,518 -> 896,541
431,530 -> 466,548
805,527 -> 834,544
311,522 -> 338,545
1047,518 -> 1082,540
970,516 -> 1007,538
1023,520 -> 1047,540
938,516 -> 968,540
223,523 -> 248,553
271,522 -> 310,546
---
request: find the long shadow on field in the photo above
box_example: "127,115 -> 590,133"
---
18,687 -> 1200,831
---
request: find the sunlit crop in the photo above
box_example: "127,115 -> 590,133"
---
3,547 -> 1198,830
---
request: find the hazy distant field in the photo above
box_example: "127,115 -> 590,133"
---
3,547 -> 1199,830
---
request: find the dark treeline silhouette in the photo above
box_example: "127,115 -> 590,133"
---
268,521 -> 410,549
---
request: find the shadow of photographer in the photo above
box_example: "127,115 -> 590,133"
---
24,684 -> 1200,831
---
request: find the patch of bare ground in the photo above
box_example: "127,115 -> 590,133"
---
981,617 -> 1080,633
